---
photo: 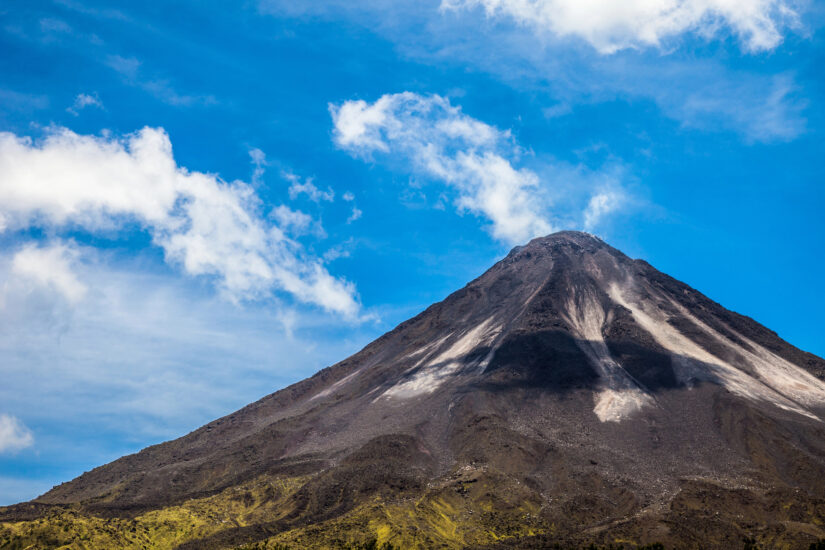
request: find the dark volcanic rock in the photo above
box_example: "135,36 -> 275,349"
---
17,231 -> 825,547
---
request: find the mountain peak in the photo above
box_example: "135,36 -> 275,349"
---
502,231 -> 613,267
508,230 -> 602,252
12,234 -> 825,549
529,229 -> 602,244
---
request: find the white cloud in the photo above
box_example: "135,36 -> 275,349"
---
583,189 -> 625,231
66,93 -> 103,116
0,251 -> 381,503
0,127 -> 359,317
331,92 -> 554,244
271,204 -> 326,237
9,242 -> 87,304
261,1 -> 806,143
347,206 -> 363,223
441,0 -> 799,53
323,241 -> 353,262
105,54 -> 141,80
340,191 -> 362,222
249,147 -> 268,185
285,173 -> 335,203
678,72 -> 806,142
0,414 -> 34,454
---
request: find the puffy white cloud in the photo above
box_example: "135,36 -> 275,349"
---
9,242 -> 87,304
331,92 -> 553,244
332,98 -> 393,153
0,127 -> 359,317
0,414 -> 34,454
441,0 -> 798,53
583,189 -> 625,231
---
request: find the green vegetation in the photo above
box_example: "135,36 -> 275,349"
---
0,472 -> 542,549
0,474 -> 307,549
232,475 -> 545,549
2,470 -> 823,550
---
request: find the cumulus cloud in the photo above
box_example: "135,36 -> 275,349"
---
331,92 -> 554,244
583,189 -> 625,231
9,242 -> 87,304
441,0 -> 798,53
0,414 -> 34,454
0,127 -> 359,316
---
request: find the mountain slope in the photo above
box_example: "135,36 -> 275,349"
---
4,231 -> 825,549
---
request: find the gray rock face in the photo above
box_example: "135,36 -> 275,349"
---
30,231 -> 825,544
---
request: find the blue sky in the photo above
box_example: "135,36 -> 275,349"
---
0,0 -> 823,504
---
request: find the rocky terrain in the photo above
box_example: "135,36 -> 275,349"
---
3,231 -> 825,549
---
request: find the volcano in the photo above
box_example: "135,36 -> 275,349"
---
3,231 -> 825,549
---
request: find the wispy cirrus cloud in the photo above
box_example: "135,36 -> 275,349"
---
0,126 -> 360,317
0,248 -> 367,433
285,173 -> 336,203
105,55 -> 217,107
677,72 -> 806,142
39,17 -> 73,37
0,89 -> 49,114
0,246 -> 379,503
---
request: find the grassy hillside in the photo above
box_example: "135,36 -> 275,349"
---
0,470 -> 544,550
